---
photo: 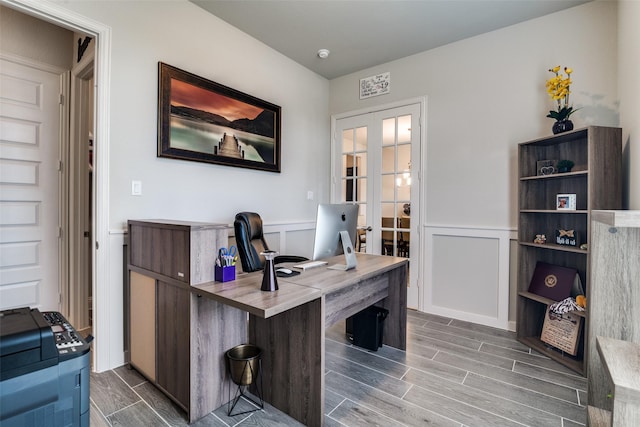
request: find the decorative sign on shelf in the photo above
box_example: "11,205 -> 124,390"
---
536,159 -> 558,176
359,72 -> 390,99
540,308 -> 582,356
556,194 -> 576,210
556,229 -> 578,246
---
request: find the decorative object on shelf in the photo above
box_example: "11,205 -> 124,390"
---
550,296 -> 585,314
533,234 -> 547,244
556,159 -> 575,173
546,66 -> 578,134
579,243 -> 588,250
536,159 -> 558,176
575,294 -> 587,308
552,120 -> 574,135
556,193 -> 576,210
556,229 -> 578,246
540,306 -> 583,356
528,261 -> 577,301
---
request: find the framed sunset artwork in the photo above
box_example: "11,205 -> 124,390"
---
157,62 -> 281,172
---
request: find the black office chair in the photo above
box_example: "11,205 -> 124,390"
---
234,212 -> 308,272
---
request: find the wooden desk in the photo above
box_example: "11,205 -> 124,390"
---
193,253 -> 408,426
127,221 -> 407,426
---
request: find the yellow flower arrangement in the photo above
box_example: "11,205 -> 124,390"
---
546,66 -> 576,121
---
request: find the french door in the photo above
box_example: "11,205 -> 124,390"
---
333,103 -> 421,309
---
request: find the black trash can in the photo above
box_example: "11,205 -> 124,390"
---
352,306 -> 389,351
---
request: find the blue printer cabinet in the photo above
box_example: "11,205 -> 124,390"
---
0,308 -> 90,427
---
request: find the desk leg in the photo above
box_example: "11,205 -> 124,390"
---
249,297 -> 324,427
190,294 -> 247,423
379,263 -> 407,350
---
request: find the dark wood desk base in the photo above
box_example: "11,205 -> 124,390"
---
248,258 -> 407,426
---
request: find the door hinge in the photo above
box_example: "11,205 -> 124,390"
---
59,93 -> 65,105
58,227 -> 63,238
58,160 -> 63,172
95,241 -> 99,250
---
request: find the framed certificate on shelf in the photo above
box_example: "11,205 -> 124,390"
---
541,308 -> 582,356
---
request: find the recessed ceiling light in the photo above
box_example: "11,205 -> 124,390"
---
317,49 -> 330,59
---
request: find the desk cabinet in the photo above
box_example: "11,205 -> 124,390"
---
128,220 -> 245,422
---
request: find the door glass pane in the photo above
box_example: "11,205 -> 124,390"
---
398,216 -> 410,257
397,144 -> 411,173
356,203 -> 367,252
356,178 -> 367,202
340,179 -> 347,202
355,153 -> 367,177
341,154 -> 348,177
382,118 -> 395,145
342,129 -> 354,152
381,175 -> 395,201
344,178 -> 356,202
355,127 -> 367,151
380,202 -> 395,218
397,115 -> 412,143
381,146 -> 394,173
398,182 -> 410,201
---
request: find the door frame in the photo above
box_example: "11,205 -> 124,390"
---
331,96 -> 427,311
4,0 -> 113,372
69,45 -> 94,331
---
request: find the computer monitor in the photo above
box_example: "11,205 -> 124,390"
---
312,203 -> 359,270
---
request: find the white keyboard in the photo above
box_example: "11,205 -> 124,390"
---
292,260 -> 328,271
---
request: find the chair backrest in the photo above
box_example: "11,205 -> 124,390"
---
234,212 -> 269,272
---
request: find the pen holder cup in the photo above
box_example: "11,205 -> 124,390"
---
215,265 -> 236,282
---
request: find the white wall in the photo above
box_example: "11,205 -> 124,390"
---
60,0 -> 330,230
618,0 -> 640,209
41,0 -> 330,370
0,5 -> 73,69
329,1 -> 619,229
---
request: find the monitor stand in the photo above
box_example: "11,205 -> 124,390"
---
328,230 -> 358,271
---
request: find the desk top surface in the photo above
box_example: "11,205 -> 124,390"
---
192,253 -> 407,318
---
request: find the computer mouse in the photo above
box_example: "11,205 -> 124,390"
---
276,267 -> 293,275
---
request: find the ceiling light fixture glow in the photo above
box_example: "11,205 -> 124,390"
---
317,49 -> 330,59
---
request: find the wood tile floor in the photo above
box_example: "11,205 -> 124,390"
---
90,310 -> 587,426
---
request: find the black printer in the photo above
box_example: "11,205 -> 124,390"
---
0,307 -> 91,427
1,307 -> 60,380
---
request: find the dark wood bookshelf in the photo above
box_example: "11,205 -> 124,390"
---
516,126 -> 622,375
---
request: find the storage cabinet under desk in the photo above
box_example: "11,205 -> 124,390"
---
127,220 -> 246,422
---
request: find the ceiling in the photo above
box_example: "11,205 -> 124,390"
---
191,0 -> 590,80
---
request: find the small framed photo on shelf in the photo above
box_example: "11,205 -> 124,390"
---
556,194 -> 576,210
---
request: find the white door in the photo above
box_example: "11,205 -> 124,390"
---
333,103 -> 421,309
0,56 -> 64,311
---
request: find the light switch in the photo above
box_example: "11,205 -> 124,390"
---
307,190 -> 314,200
131,180 -> 142,196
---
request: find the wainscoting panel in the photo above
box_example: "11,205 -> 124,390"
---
424,226 -> 516,330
